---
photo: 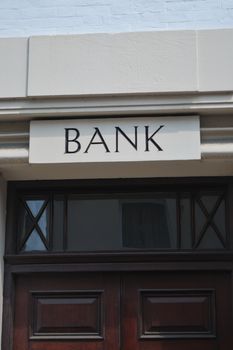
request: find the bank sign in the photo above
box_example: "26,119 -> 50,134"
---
29,116 -> 200,164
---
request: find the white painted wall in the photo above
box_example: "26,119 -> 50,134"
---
0,0 -> 233,37
0,176 -> 6,348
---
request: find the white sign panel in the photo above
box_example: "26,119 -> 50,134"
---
29,116 -> 200,164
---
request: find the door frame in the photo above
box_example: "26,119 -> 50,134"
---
2,177 -> 233,350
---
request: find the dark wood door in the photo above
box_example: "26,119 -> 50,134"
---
14,272 -> 120,350
122,271 -> 232,350
13,271 -> 232,350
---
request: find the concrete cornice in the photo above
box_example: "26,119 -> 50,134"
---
0,92 -> 233,121
201,127 -> 233,159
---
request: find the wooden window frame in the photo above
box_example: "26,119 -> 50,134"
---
5,177 -> 233,260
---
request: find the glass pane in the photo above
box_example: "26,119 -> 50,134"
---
67,196 -> 177,251
213,200 -> 226,239
195,202 -> 206,237
197,227 -> 224,250
26,200 -> 45,217
122,200 -> 177,249
180,197 -> 192,249
21,229 -> 47,252
38,207 -> 49,239
18,201 -> 34,244
201,195 -> 219,212
67,199 -> 122,251
53,195 -> 64,251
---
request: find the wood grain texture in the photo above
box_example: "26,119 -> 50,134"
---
13,273 -> 120,350
31,290 -> 103,339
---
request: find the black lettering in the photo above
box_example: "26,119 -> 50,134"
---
84,127 -> 110,153
145,125 -> 164,151
115,126 -> 138,152
65,128 -> 81,153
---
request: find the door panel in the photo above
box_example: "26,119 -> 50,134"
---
30,290 -> 103,339
14,273 -> 120,350
122,271 -> 232,350
139,289 -> 215,338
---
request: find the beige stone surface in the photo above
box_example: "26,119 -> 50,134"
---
0,38 -> 28,98
1,160 -> 233,181
0,29 -> 233,98
27,31 -> 197,96
198,29 -> 233,92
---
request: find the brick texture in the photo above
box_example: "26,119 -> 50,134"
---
0,0 -> 232,37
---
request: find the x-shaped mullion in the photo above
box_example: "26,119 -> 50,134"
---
19,199 -> 49,251
194,194 -> 225,248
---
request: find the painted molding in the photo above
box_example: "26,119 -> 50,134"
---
0,93 -> 233,121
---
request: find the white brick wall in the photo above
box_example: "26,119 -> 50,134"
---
0,0 -> 232,37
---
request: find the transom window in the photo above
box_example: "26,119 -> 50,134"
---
14,184 -> 228,253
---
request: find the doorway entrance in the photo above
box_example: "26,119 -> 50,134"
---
14,271 -> 231,350
3,178 -> 233,350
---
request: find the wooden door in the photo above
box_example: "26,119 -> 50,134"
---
122,271 -> 232,350
14,272 -> 120,350
13,271 -> 232,350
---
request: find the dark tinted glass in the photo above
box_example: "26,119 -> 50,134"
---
122,199 -> 177,249
194,194 -> 226,250
180,196 -> 192,249
67,196 -> 177,251
212,200 -> 226,239
198,227 -> 224,249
